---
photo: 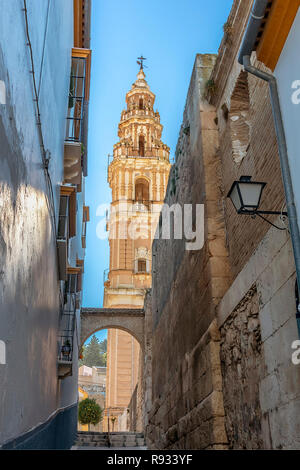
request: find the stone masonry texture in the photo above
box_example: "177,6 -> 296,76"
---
220,286 -> 265,449
147,54 -> 230,450
145,0 -> 300,450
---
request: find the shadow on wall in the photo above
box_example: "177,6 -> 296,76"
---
1,404 -> 78,450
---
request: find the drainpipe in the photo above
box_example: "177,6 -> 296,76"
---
238,0 -> 300,336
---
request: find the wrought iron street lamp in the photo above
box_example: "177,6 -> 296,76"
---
227,176 -> 288,229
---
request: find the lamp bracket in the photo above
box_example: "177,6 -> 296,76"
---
239,210 -> 288,231
239,210 -> 288,217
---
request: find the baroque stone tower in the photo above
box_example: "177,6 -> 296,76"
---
103,62 -> 171,429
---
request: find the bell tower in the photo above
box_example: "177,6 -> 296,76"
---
104,62 -> 171,309
103,61 -> 171,429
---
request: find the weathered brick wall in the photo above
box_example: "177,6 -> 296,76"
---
209,0 -> 285,279
146,55 -> 230,449
210,0 -> 300,449
209,0 -> 253,108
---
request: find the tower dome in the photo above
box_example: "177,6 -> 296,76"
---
132,68 -> 149,89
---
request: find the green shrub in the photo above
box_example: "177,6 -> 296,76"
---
78,398 -> 103,427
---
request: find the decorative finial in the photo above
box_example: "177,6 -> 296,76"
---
137,55 -> 147,70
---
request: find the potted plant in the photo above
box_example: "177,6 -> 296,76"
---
78,398 -> 103,431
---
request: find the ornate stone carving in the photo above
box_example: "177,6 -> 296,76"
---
135,247 -> 151,260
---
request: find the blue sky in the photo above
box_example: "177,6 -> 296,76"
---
85,328 -> 107,345
83,0 -> 234,312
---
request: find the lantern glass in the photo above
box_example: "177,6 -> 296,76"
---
239,182 -> 265,211
229,183 -> 242,212
228,177 -> 266,213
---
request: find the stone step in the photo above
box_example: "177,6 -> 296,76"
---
76,437 -> 109,444
75,431 -> 145,448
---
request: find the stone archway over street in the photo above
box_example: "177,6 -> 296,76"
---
80,308 -> 145,349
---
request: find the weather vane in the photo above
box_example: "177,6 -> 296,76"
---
137,55 -> 147,70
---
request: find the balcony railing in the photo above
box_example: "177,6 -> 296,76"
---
57,273 -> 79,376
66,56 -> 87,142
112,147 -> 170,160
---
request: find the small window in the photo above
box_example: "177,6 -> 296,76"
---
139,98 -> 143,110
138,259 -> 147,273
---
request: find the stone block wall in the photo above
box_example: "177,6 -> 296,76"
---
147,320 -> 228,449
143,291 -> 154,434
218,224 -> 300,449
146,54 -> 230,449
220,286 -> 265,449
145,0 -> 300,450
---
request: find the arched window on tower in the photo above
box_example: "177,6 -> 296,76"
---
134,178 -> 149,210
139,98 -> 143,110
139,135 -> 145,157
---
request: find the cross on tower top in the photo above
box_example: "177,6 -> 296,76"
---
137,55 -> 147,70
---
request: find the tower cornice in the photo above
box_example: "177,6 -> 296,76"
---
118,116 -> 163,130
126,88 -> 155,101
